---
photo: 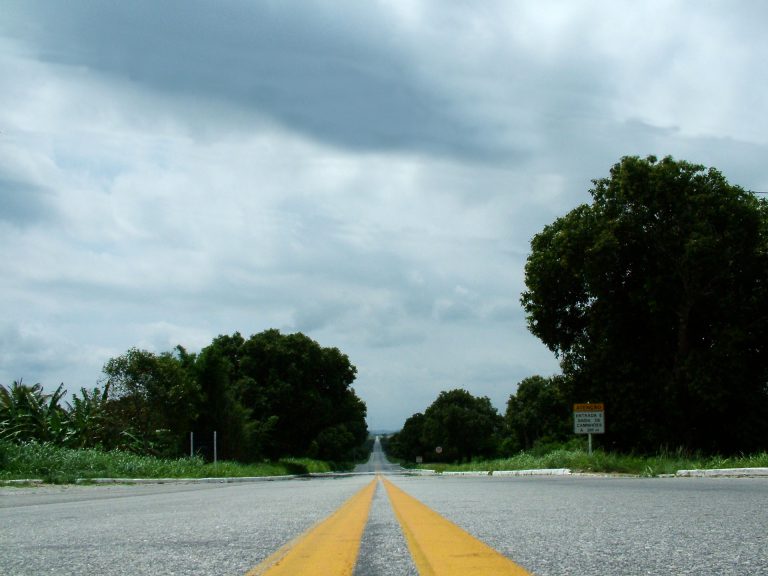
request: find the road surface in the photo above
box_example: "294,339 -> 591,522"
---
1,441 -> 766,575
353,436 -> 406,474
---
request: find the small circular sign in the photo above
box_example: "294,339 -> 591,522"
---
435,446 -> 443,454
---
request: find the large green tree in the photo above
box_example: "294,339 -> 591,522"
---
421,389 -> 502,462
504,375 -> 572,452
521,156 -> 768,453
102,347 -> 201,455
193,330 -> 368,461
2,331 -> 367,463
192,337 -> 259,461
386,412 -> 426,462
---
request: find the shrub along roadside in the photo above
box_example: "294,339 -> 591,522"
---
414,449 -> 768,477
0,441 -> 333,484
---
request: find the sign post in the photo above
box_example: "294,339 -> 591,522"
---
213,430 -> 218,473
574,403 -> 605,455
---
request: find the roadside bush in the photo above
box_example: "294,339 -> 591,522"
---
0,441 -> 338,483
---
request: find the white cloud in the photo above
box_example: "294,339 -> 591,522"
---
1,1 -> 767,428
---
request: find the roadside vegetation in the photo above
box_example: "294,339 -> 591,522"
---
1,330 -> 369,478
1,330 -> 372,484
410,447 -> 768,477
0,440 -> 334,484
387,157 -> 768,467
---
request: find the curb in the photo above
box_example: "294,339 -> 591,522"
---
3,471 -> 393,487
6,467 -> 767,486
78,472 -> 372,485
77,475 -> 302,484
76,471 -> 378,485
493,468 -> 571,476
435,468 -> 572,477
675,467 -> 768,478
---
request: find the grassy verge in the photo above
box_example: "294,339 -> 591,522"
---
0,441 -> 333,484
415,449 -> 768,477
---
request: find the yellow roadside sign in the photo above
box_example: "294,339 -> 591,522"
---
573,403 -> 604,412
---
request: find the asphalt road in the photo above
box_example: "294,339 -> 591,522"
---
2,448 -> 766,575
392,474 -> 768,575
0,477 -> 370,575
353,436 -> 406,474
353,438 -> 417,575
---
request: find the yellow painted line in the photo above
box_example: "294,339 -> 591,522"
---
382,477 -> 532,576
245,477 -> 377,576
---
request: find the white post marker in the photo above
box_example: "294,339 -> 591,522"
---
574,403 -> 605,455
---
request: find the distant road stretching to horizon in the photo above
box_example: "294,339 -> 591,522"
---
2,438 -> 766,575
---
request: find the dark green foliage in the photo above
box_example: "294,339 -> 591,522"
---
103,347 -> 201,457
192,330 -> 368,462
0,381 -> 68,444
504,375 -> 572,452
0,440 -> 335,483
0,381 -> 112,451
1,330 -> 368,465
64,386 -> 110,449
387,412 -> 426,462
521,156 -> 768,453
192,340 -> 258,461
422,389 -> 502,462
389,389 -> 502,463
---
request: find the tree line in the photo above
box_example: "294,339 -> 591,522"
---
0,330 -> 369,463
390,156 -> 768,461
384,381 -> 570,463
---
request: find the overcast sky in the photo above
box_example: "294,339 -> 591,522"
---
2,1 -> 767,430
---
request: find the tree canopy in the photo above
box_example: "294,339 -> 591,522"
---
387,389 -> 502,463
1,330 -> 368,463
103,347 -> 200,455
504,375 -> 572,452
195,330 -> 367,461
521,156 -> 768,453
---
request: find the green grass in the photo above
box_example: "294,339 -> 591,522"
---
4,440 -> 765,483
0,441 -> 332,484
416,449 -> 768,477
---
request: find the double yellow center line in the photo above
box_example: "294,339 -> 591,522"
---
246,476 -> 531,575
245,478 -> 376,575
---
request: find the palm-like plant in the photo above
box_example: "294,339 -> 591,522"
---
0,380 -> 68,443
64,386 -> 111,448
